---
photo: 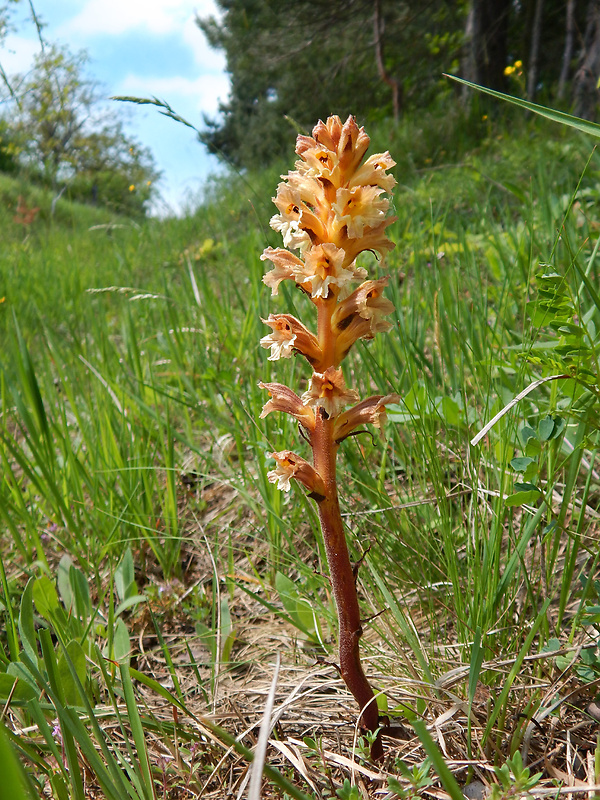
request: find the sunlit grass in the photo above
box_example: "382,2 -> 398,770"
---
2,113 -> 600,796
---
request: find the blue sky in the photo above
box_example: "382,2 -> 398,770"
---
0,0 -> 230,214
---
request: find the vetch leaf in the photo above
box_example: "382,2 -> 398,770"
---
538,416 -> 556,441
510,457 -> 535,472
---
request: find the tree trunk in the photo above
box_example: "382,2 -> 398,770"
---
462,0 -> 511,95
573,0 -> 600,119
527,0 -> 545,99
373,0 -> 401,121
558,0 -> 576,100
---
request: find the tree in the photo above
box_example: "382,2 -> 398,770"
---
461,0 -> 511,94
573,0 -> 600,120
1,42 -> 159,213
10,44 -> 99,184
0,0 -> 19,43
197,0 -> 466,170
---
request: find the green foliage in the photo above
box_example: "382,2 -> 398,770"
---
0,722 -> 36,800
1,43 -> 159,214
505,416 -> 565,506
387,757 -> 434,799
527,270 -> 600,389
2,108 -> 600,793
555,575 -> 600,681
490,751 -> 542,799
0,0 -> 20,43
336,778 -> 360,799
274,570 -> 327,646
197,0 -> 466,169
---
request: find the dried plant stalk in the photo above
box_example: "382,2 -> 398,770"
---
259,115 -> 398,760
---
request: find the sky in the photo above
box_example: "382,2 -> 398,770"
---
0,0 -> 230,214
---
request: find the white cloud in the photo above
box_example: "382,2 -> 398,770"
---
182,13 -> 225,72
0,34 -> 39,75
117,72 -> 229,116
63,0 -> 219,37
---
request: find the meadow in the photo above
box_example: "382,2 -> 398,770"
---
2,106 -> 600,799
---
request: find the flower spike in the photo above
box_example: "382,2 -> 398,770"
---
258,115 -> 397,760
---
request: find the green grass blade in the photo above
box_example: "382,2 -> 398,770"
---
0,722 -> 36,800
120,663 -> 157,800
446,75 -> 600,138
411,719 -> 464,800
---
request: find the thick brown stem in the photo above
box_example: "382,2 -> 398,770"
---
312,410 -> 383,760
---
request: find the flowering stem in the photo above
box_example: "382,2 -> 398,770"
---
312,411 -> 383,760
260,115 -> 398,762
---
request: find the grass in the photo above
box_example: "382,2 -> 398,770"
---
2,109 -> 600,797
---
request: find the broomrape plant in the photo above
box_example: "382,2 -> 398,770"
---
258,115 -> 398,759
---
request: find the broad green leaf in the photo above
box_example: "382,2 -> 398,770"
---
519,426 -> 537,446
57,555 -> 75,614
376,692 -> 388,713
7,662 -> 38,693
505,487 -> 542,507
403,383 -> 429,415
57,641 -> 87,706
112,618 -> 130,665
0,674 -> 36,704
275,572 -> 312,636
0,722 -> 36,800
17,579 -> 37,667
114,595 -> 147,618
525,438 -> 542,457
114,548 -> 137,603
32,576 -> 60,620
69,567 -> 91,622
538,417 -> 556,441
221,631 -> 236,664
510,457 -> 535,472
439,395 -> 462,426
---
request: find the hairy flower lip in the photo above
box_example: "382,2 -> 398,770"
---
266,450 -> 325,497
259,382 -> 315,432
338,216 -> 397,264
296,116 -> 373,188
261,247 -> 305,295
301,367 -> 360,418
269,215 -> 311,251
349,152 -> 397,192
331,278 -> 395,362
333,394 -> 401,443
260,314 -> 322,365
332,277 -> 395,328
332,186 -> 389,239
299,243 -> 357,300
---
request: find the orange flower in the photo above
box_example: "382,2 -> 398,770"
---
299,243 -> 364,299
260,314 -> 322,365
267,450 -> 325,497
349,152 -> 397,192
261,247 -> 305,295
301,367 -> 359,418
259,382 -> 316,431
333,394 -> 400,443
